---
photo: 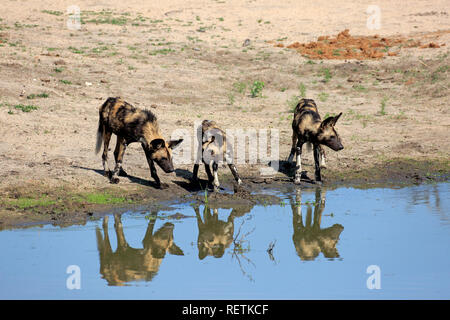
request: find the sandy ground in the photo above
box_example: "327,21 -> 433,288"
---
0,0 -> 449,227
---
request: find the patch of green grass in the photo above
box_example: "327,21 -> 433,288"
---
27,93 -> 49,99
59,79 -> 72,85
13,104 -> 39,112
318,92 -> 329,102
85,16 -> 128,26
53,67 -> 63,73
91,46 -> 109,54
68,46 -> 85,54
42,10 -> 63,16
250,80 -> 265,98
298,83 -> 306,98
233,81 -> 247,94
353,85 -> 368,93
379,97 -> 388,116
149,48 -> 175,55
318,67 -> 332,83
81,193 -> 129,205
228,93 -> 235,105
346,109 -> 373,127
287,95 -> 299,112
14,22 -> 38,28
7,197 -> 56,209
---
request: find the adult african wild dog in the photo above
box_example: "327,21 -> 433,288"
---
95,97 -> 183,188
192,120 -> 241,191
287,98 -> 343,184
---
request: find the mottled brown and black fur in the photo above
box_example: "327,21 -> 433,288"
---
192,120 -> 241,191
95,97 -> 183,188
287,98 -> 343,184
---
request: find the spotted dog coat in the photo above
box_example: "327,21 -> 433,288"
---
192,120 -> 241,191
287,98 -> 343,184
95,97 -> 183,188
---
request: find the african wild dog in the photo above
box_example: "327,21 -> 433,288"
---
95,97 -> 183,189
192,120 -> 241,191
287,98 -> 343,184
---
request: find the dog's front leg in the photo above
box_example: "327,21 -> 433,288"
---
294,142 -> 303,184
313,144 -> 322,183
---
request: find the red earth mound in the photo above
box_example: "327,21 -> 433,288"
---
271,29 -> 446,60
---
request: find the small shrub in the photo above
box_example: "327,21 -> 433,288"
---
250,81 -> 264,98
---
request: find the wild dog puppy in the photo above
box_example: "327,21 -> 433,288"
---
287,98 -> 343,184
192,120 -> 241,191
95,97 -> 183,189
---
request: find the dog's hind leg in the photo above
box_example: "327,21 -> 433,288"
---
111,136 -> 127,184
102,129 -> 112,177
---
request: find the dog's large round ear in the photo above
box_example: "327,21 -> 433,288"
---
168,138 -> 183,149
139,137 -> 149,148
333,112 -> 343,125
321,112 -> 343,128
150,138 -> 165,150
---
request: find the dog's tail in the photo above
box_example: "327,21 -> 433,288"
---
95,117 -> 103,154
305,142 -> 313,153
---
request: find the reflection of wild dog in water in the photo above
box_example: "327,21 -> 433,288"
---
95,97 -> 183,188
96,213 -> 183,286
192,120 -> 241,191
195,206 -> 234,260
287,98 -> 343,184
291,188 -> 344,261
194,205 -> 252,260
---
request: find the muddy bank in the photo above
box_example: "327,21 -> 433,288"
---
0,157 -> 448,230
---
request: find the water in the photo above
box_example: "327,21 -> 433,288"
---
0,183 -> 449,299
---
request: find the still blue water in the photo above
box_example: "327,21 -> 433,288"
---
0,183 -> 449,299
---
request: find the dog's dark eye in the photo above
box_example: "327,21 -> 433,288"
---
330,135 -> 335,139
